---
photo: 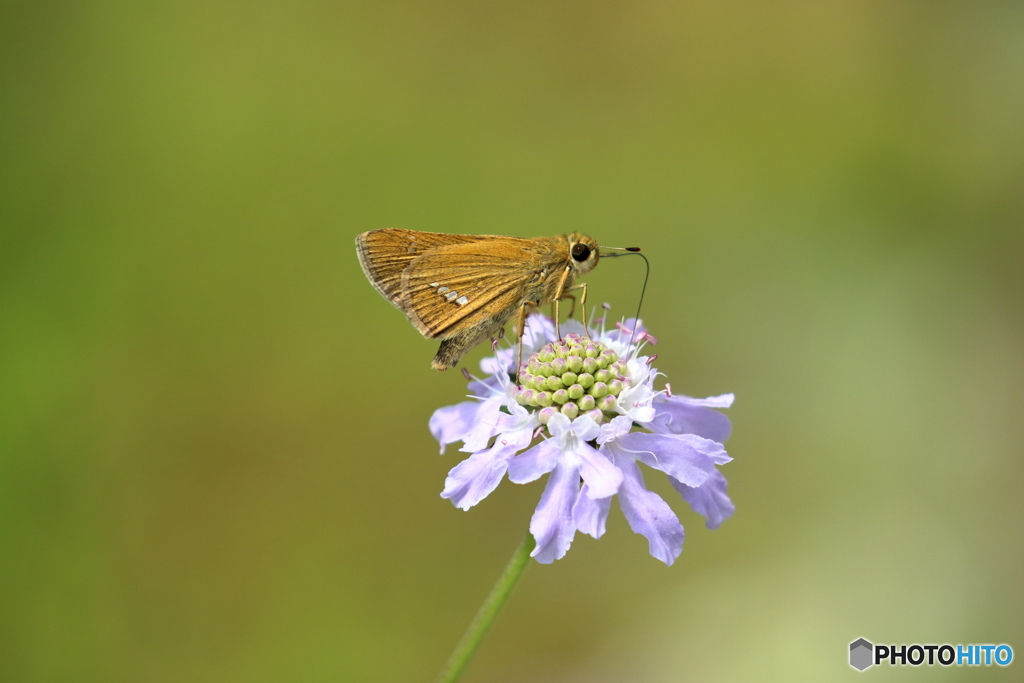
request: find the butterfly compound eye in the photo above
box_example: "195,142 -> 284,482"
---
571,242 -> 591,262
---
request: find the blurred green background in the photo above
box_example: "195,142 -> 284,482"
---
2,1 -> 1023,681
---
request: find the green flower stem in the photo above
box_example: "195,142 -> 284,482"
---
435,532 -> 536,683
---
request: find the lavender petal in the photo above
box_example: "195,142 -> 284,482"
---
671,469 -> 735,530
616,457 -> 684,566
530,460 -> 581,563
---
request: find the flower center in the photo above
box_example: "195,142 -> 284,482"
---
513,332 -> 628,425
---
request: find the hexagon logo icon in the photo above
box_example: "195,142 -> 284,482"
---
850,638 -> 874,671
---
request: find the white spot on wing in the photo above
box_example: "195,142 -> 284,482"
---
456,295 -> 469,306
445,291 -> 458,302
437,286 -> 449,294
429,282 -> 439,288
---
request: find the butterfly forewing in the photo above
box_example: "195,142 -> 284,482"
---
355,229 -> 486,308
401,240 -> 544,338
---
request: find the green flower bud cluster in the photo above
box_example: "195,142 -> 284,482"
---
513,333 -> 628,424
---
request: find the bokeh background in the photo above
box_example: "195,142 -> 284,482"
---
2,1 -> 1023,681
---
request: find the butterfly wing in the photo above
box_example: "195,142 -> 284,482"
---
355,229 -> 487,309
400,239 -> 544,339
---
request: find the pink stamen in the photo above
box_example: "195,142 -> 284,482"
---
638,331 -> 659,346
646,354 -> 658,365
664,382 -> 673,397
461,368 -> 473,381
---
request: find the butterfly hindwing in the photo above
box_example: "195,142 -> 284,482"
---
400,240 -> 544,338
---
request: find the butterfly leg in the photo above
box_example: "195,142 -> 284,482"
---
552,266 -> 574,340
561,293 -> 577,319
561,282 -> 589,332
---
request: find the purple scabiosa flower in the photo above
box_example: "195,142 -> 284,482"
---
431,312 -> 735,565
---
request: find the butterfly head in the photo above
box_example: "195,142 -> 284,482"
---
567,232 -> 600,276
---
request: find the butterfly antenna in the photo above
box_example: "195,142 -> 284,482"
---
599,247 -> 649,348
